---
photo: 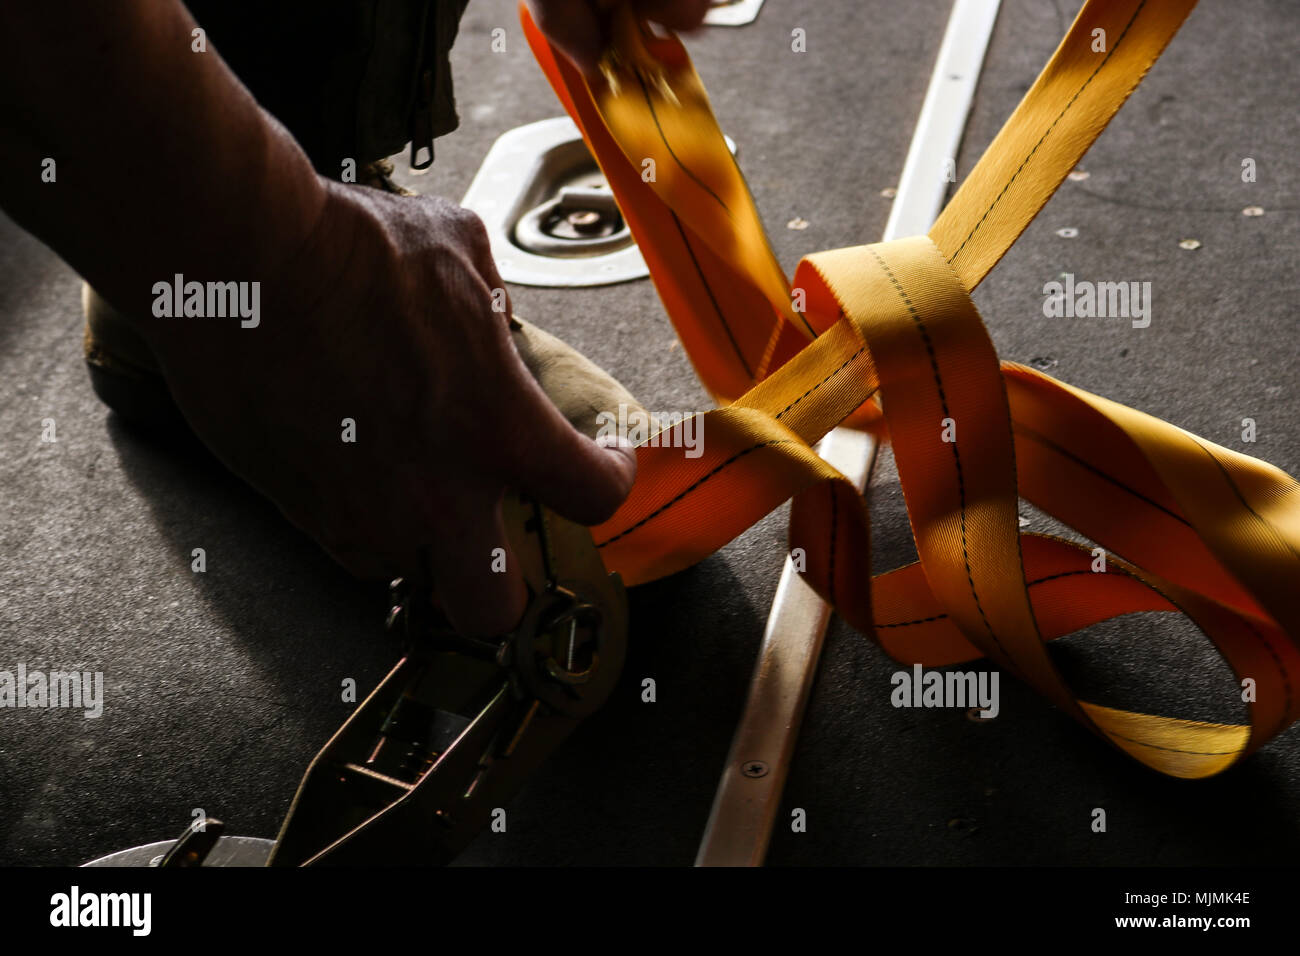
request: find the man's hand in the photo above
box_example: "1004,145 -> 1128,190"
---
526,0 -> 712,76
0,0 -> 635,637
139,182 -> 637,637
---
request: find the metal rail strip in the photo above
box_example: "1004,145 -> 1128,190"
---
694,0 -> 1002,867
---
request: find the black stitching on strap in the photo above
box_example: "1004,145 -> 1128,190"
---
638,72 -> 731,216
1013,421 -> 1190,526
1100,730 -> 1238,758
774,345 -> 869,421
946,0 -> 1149,268
866,246 -> 1010,666
875,568 -> 1094,629
595,438 -> 796,548
670,211 -> 753,380
1188,436 -> 1297,725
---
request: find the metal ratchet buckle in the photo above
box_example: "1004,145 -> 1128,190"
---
87,493 -> 628,868
263,493 -> 628,866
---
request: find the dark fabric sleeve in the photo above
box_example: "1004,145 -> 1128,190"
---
182,0 -> 469,175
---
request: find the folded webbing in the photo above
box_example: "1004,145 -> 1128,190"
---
519,0 -> 1300,778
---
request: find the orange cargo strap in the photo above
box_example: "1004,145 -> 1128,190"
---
520,0 -> 1300,779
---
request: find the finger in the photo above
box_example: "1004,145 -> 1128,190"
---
503,369 -> 638,527
637,0 -> 712,31
426,491 -> 529,637
526,0 -> 606,77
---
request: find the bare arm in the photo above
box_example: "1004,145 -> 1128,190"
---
0,1 -> 325,317
0,0 -> 639,636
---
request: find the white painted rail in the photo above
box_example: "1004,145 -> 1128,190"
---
695,0 -> 1002,867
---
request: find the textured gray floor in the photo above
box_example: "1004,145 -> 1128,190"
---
1,0 -> 1297,866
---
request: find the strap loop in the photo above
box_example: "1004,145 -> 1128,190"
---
519,0 -> 1300,778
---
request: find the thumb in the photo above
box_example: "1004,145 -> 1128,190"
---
505,373 -> 638,527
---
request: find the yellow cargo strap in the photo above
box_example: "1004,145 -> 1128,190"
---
520,0 -> 1300,779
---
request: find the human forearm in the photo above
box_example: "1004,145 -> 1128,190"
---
0,0 -> 328,321
0,0 -> 638,638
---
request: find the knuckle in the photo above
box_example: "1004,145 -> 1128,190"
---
444,200 -> 490,240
